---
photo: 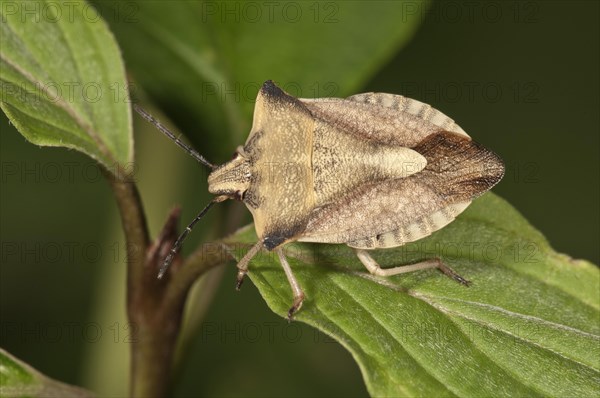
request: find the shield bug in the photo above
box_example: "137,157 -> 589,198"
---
135,80 -> 504,319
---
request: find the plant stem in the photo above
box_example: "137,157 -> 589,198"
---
104,170 -> 153,396
105,169 -> 232,397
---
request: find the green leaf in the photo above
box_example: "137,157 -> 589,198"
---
92,0 -> 426,157
223,193 -> 600,397
0,348 -> 93,397
0,0 -> 132,173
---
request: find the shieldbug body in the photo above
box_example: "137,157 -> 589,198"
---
135,80 -> 504,319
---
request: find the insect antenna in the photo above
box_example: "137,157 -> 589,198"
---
157,197 -> 224,279
134,104 -> 215,169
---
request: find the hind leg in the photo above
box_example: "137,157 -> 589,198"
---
355,249 -> 471,286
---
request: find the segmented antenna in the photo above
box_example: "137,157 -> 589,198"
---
157,199 -> 219,279
133,104 -> 215,169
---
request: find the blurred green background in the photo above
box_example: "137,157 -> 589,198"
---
1,1 -> 598,397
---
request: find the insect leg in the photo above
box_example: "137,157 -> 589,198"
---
235,241 -> 263,290
355,249 -> 471,286
276,248 -> 305,320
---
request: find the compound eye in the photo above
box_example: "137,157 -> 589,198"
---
231,152 -> 239,160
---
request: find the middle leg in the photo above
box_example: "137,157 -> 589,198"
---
276,248 -> 306,320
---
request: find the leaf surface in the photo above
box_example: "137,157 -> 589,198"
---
223,193 -> 600,397
0,348 -> 93,397
0,0 -> 132,172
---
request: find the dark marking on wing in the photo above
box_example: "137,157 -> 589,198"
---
414,131 -> 505,200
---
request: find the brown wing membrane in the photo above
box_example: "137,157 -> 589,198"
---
298,131 -> 505,245
414,130 -> 504,199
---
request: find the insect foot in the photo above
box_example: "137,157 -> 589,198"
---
287,292 -> 305,321
235,270 -> 247,290
434,258 -> 472,286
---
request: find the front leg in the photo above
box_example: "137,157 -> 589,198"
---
235,241 -> 263,289
234,241 -> 305,319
